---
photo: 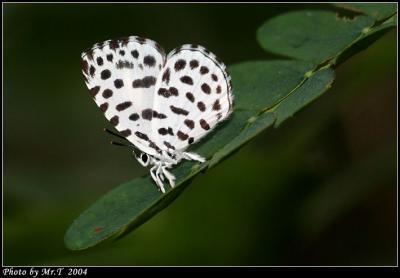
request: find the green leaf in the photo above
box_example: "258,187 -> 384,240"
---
257,10 -> 374,64
334,3 -> 397,21
65,60 -> 337,250
65,8 -> 395,250
64,175 -> 189,250
272,68 -> 335,127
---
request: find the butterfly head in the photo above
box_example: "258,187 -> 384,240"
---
134,151 -> 151,167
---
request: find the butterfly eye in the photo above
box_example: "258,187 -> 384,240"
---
141,153 -> 148,164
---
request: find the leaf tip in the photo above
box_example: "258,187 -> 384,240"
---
64,221 -> 92,251
64,229 -> 81,251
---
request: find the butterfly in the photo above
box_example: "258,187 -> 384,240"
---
81,36 -> 234,193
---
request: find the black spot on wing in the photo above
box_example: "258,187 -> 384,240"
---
184,119 -> 195,129
142,108 -> 153,120
180,76 -> 193,85
212,99 -> 221,111
158,88 -> 169,98
100,102 -> 108,112
89,65 -> 95,77
141,109 -> 166,120
143,55 -> 156,67
164,141 -> 175,150
186,92 -> 195,102
89,86 -> 100,98
158,87 -> 178,98
149,141 -> 162,153
169,87 -> 178,96
101,69 -> 111,80
197,101 -> 206,112
97,57 -> 104,66
200,119 -> 210,130
109,40 -> 120,50
114,79 -> 124,89
177,131 -> 189,141
116,60 -> 134,69
143,76 -> 156,87
158,128 -> 167,135
131,50 -> 139,58
110,115 -> 119,126
153,110 -> 167,119
190,60 -> 199,69
135,131 -> 149,141
132,76 -> 156,88
116,101 -> 132,111
81,60 -> 89,75
162,68 -> 170,84
201,83 -> 211,94
170,106 -> 189,116
200,66 -> 209,75
129,113 -> 139,121
102,89 -> 113,99
174,59 -> 186,71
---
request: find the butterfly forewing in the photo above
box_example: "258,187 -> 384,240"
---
81,36 -> 166,156
151,44 -> 233,152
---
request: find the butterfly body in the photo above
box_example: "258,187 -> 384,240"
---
81,36 -> 233,193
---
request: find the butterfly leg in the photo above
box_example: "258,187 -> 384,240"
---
158,166 -> 165,182
155,164 -> 167,192
161,165 -> 176,188
150,165 -> 165,193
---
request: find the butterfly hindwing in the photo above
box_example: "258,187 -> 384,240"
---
151,44 -> 233,152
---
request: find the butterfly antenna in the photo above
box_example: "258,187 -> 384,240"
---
110,140 -> 129,147
103,128 -> 129,141
110,140 -> 137,150
110,140 -> 141,157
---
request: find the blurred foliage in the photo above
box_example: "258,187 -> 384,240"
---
4,3 -> 397,265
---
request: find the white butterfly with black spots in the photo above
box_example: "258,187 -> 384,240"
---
81,36 -> 234,193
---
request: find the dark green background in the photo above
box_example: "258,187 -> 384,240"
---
4,4 -> 397,265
